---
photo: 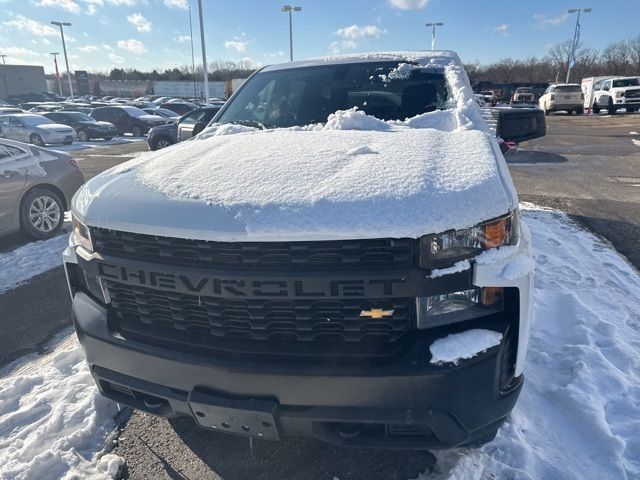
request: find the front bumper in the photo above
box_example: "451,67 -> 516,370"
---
64,226 -> 533,449
41,131 -> 75,144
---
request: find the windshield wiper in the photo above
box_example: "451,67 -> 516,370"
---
226,120 -> 275,130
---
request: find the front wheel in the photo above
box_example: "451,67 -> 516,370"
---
576,107 -> 584,115
608,99 -> 617,115
593,102 -> 600,114
77,129 -> 90,142
150,136 -> 173,150
20,188 -> 64,239
30,133 -> 45,146
131,125 -> 143,137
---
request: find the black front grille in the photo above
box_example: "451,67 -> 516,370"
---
106,281 -> 413,357
92,228 -> 415,270
626,89 -> 640,98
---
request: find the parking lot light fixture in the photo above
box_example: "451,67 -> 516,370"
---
282,5 -> 302,61
425,22 -> 444,51
0,55 -> 6,65
197,0 -> 209,102
50,52 -> 62,95
565,8 -> 591,84
51,21 -> 74,99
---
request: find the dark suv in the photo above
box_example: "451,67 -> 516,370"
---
90,106 -> 165,136
147,106 -> 221,150
43,111 -> 117,141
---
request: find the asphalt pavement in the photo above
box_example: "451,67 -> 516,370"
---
0,113 -> 639,479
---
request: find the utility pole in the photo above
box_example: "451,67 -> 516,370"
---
282,5 -> 301,62
197,0 -> 209,102
189,5 -> 197,100
0,55 -> 6,65
565,8 -> 591,83
425,22 -> 444,51
51,21 -> 74,99
50,52 -> 62,95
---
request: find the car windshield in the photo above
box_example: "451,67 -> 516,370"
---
64,112 -> 94,121
21,115 -> 55,126
555,85 -> 582,93
216,61 -> 451,128
121,106 -> 148,117
612,78 -> 639,88
155,108 -> 177,117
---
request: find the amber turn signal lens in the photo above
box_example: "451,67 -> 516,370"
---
483,218 -> 508,248
481,287 -> 503,306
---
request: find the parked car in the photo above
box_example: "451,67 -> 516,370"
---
480,90 -> 497,106
66,51 -> 544,450
147,106 -> 221,150
58,103 -> 94,115
90,106 -> 165,136
0,107 -> 25,115
511,87 -> 535,105
0,138 -> 84,239
159,101 -> 197,116
142,108 -> 180,123
0,113 -> 75,146
474,94 -> 487,107
538,84 -> 584,115
591,77 -> 640,114
42,111 -> 117,141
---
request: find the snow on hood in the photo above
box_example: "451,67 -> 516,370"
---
36,123 -> 73,131
73,51 -> 518,241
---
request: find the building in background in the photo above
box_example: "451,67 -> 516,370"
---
0,65 -> 47,99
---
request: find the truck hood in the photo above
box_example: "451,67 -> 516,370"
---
74,121 -> 515,242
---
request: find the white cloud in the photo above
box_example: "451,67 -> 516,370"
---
174,35 -> 190,43
34,0 -> 82,13
335,24 -> 383,39
388,0 -> 429,10
78,44 -> 99,52
329,40 -> 358,54
117,38 -> 147,54
86,4 -> 98,14
101,43 -> 114,51
2,15 -> 58,36
106,0 -> 139,5
264,51 -> 285,59
492,24 -> 510,37
163,0 -> 188,9
224,40 -> 248,53
534,13 -> 569,27
108,52 -> 125,64
127,12 -> 151,32
3,46 -> 40,57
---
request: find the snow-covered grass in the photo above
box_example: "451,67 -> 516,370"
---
0,332 -> 122,480
422,205 -> 640,480
0,223 -> 70,294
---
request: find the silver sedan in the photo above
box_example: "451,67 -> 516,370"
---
0,113 -> 76,146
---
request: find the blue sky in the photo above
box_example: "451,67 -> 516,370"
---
1,0 -> 639,74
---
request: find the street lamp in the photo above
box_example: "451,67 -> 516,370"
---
425,22 -> 443,51
0,55 -> 6,65
282,5 -> 301,62
51,21 -> 74,99
196,0 -> 209,102
50,52 -> 62,95
565,8 -> 591,83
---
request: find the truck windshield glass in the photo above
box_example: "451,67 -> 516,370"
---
612,78 -> 639,88
217,61 -> 451,128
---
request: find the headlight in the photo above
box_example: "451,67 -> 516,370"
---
420,212 -> 518,268
72,214 -> 94,252
615,91 -> 624,98
417,287 -> 504,329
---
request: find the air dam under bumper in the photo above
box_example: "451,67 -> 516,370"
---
71,291 -> 522,449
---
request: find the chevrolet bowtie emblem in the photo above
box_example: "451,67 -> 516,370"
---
360,309 -> 395,319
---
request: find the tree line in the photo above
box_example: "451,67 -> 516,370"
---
464,36 -> 640,85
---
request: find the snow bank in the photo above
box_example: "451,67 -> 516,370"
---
429,329 -> 503,365
0,226 -> 69,294
0,333 -> 121,480
421,206 -> 640,480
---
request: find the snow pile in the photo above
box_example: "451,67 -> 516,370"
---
0,334 -> 121,480
427,260 -> 471,279
379,62 -> 443,82
421,205 -> 640,480
429,329 -> 503,365
0,229 -> 69,294
323,107 -> 390,131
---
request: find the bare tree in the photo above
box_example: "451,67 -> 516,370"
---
601,40 -> 633,75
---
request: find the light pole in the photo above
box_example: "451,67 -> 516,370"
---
51,21 -> 73,99
282,5 -> 301,62
50,52 -> 62,95
565,8 -> 591,83
197,0 -> 209,102
0,55 -> 6,65
425,22 -> 443,50
188,5 -> 197,100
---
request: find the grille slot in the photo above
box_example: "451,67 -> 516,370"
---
106,281 -> 413,356
92,228 -> 415,270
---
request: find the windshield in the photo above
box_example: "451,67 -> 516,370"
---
555,85 -> 582,93
64,112 -> 93,121
121,106 -> 149,117
216,61 -> 451,128
612,78 -> 639,88
21,115 -> 55,126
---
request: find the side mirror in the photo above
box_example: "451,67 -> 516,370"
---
496,108 -> 546,143
603,85 -> 610,91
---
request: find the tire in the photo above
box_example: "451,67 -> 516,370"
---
30,133 -> 45,146
576,107 -> 584,115
593,102 -> 600,114
20,188 -> 64,239
544,109 -> 550,116
150,136 -> 173,150
77,128 -> 90,142
131,125 -> 143,137
63,141 -> 73,145
608,99 -> 617,115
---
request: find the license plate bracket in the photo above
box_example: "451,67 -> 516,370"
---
188,390 -> 279,440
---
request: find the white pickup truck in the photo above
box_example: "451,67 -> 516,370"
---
591,77 -> 640,114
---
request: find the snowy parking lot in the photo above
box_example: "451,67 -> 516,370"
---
1,206 -> 638,480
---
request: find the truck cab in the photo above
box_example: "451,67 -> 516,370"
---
592,77 -> 640,114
